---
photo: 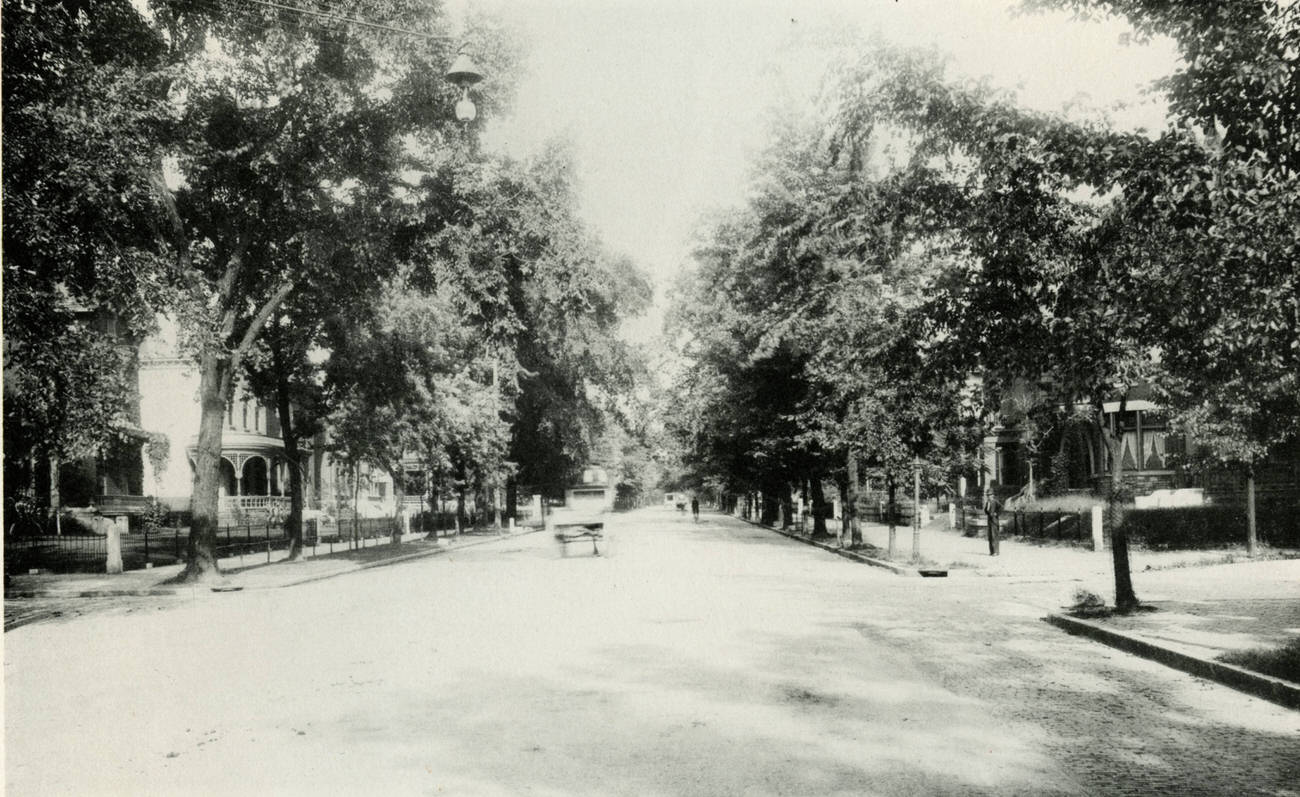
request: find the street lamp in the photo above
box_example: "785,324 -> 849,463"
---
445,51 -> 484,123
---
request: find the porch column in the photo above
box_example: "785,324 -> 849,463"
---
141,442 -> 154,493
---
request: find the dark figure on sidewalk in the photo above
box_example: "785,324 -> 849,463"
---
690,496 -> 700,522
982,484 -> 1001,556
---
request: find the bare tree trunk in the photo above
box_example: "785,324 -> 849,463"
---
506,476 -> 518,522
455,462 -> 467,535
912,461 -> 921,562
455,487 -> 465,535
182,350 -> 230,582
426,483 -> 441,541
1098,408 -> 1138,612
1245,464 -> 1258,557
273,359 -> 304,561
846,450 -> 862,547
49,456 -> 62,536
352,466 -> 361,548
836,477 -> 848,544
390,466 -> 405,545
810,476 -> 828,538
759,478 -> 779,526
886,477 -> 897,559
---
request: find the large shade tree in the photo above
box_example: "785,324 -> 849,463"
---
2,0 -> 177,524
1027,0 -> 1300,555
130,0 -> 523,581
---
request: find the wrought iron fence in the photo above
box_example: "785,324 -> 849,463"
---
5,531 -> 108,574
1003,509 -> 1090,544
7,519 -> 333,574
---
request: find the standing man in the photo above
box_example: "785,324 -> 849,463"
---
982,483 -> 1001,556
690,495 -> 700,523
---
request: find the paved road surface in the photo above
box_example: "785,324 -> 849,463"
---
6,509 -> 1298,795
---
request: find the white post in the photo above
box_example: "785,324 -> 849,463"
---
104,515 -> 124,575
1091,506 -> 1104,552
948,502 -> 956,529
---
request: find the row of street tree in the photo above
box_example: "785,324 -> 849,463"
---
3,0 -> 656,581
667,0 -> 1298,610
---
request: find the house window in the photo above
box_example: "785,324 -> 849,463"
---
1117,412 -> 1141,471
1139,410 -> 1169,470
1142,430 -> 1168,469
241,401 -> 249,430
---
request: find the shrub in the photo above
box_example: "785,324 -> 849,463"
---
1118,503 -> 1300,550
1219,638 -> 1300,684
1070,588 -> 1108,616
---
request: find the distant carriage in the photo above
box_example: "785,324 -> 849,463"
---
552,466 -> 614,555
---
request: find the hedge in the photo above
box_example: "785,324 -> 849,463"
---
1118,503 -> 1300,550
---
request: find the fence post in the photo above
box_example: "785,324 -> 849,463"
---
104,516 -> 124,575
1091,506 -> 1104,551
143,527 -> 150,569
266,520 -> 272,563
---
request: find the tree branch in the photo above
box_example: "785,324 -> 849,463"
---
148,165 -> 191,272
216,231 -> 253,308
229,279 -> 296,376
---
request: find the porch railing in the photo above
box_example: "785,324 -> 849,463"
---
219,495 -> 292,516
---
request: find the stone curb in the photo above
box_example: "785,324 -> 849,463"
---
736,515 -> 926,577
6,588 -> 182,599
1045,612 -> 1300,711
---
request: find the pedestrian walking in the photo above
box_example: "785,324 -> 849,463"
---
690,496 -> 700,522
982,483 -> 1001,556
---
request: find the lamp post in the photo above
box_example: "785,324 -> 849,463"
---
445,51 -> 484,124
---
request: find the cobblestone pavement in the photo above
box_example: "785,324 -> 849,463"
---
6,510 -> 1298,796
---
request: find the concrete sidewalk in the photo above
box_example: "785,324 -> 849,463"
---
5,526 -> 544,599
754,513 -> 1300,710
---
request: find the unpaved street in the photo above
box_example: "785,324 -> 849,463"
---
6,509 -> 1298,796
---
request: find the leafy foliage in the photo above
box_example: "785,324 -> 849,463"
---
2,1 -> 176,465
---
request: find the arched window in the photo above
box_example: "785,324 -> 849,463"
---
219,458 -> 237,497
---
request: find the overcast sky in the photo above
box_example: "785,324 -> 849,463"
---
456,0 -> 1179,312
